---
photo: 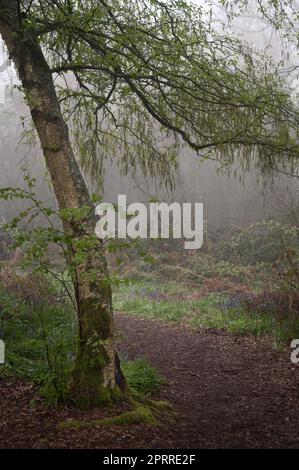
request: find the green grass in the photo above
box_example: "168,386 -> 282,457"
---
1,265 -> 298,408
0,287 -> 166,404
0,288 -> 77,404
122,358 -> 166,396
114,280 -> 299,350
114,280 -> 191,322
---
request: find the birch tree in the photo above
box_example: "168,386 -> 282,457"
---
0,0 -> 298,408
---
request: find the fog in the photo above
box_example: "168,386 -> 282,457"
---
0,1 -> 298,229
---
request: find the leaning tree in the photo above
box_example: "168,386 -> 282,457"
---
0,0 -> 298,408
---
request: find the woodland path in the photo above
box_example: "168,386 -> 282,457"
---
0,313 -> 298,448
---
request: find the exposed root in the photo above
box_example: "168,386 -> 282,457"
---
58,399 -> 177,430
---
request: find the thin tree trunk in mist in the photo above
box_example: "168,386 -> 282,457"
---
0,0 -> 126,408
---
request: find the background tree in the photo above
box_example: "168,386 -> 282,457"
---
0,0 -> 298,408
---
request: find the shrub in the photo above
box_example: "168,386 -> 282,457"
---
215,220 -> 299,266
122,358 -> 166,396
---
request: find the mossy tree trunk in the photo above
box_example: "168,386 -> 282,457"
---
0,0 -> 126,408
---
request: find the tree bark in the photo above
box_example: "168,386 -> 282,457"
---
0,0 -> 126,408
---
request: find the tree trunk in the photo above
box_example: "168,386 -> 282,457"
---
0,1 -> 126,408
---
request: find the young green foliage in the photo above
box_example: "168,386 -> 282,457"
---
9,0 -> 299,189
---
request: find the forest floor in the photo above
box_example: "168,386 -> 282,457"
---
0,312 -> 298,449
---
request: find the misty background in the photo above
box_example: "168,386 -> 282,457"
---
0,0 -> 298,229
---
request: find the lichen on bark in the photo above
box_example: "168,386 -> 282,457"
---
0,0 -> 127,409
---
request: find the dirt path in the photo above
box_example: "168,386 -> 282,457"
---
0,313 -> 298,448
117,313 -> 299,448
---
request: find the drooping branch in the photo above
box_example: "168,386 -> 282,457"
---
5,0 -> 299,187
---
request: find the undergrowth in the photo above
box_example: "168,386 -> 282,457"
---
0,284 -> 165,405
0,218 -> 298,407
113,278 -> 299,352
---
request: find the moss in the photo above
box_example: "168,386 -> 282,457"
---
148,399 -> 174,411
70,363 -> 127,409
147,400 -> 178,423
70,331 -> 128,408
80,297 -> 113,341
69,277 -> 122,409
70,338 -> 111,408
74,385 -> 113,409
58,400 -> 176,430
59,405 -> 156,430
59,419 -> 88,430
99,406 -> 157,426
70,364 -> 111,409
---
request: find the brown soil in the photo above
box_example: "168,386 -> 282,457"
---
0,312 -> 298,448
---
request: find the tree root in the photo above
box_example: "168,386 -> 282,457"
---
58,398 -> 177,430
